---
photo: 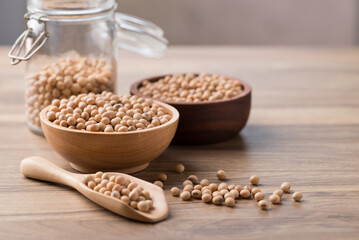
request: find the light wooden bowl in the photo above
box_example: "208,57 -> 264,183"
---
131,74 -> 251,145
39,100 -> 179,173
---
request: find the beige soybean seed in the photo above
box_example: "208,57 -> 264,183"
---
94,185 -> 101,192
251,187 -> 261,196
235,185 -> 243,192
230,189 -> 240,198
224,192 -> 235,199
128,126 -> 136,132
218,182 -> 228,191
269,194 -> 281,204
201,186 -> 210,191
225,197 -> 235,207
59,120 -> 68,127
84,175 -> 94,184
118,126 -> 128,132
112,184 -> 122,192
157,173 -> 167,182
134,187 -> 143,195
212,191 -> 221,197
292,192 -> 302,201
201,194 -> 212,203
120,196 -> 130,204
202,189 -> 212,195
127,182 -> 138,191
281,182 -> 291,192
188,175 -> 199,184
111,191 -> 120,199
258,200 -> 269,210
220,189 -> 229,196
137,201 -> 150,212
121,188 -> 130,196
193,185 -> 202,191
183,185 -> 193,192
154,180 -> 164,188
240,190 -> 251,198
101,117 -> 110,125
142,190 -> 150,199
137,196 -> 146,203
66,116 -> 76,126
216,170 -> 226,180
87,181 -> 96,190
123,178 -> 130,186
101,179 -> 109,186
183,180 -> 193,186
106,182 -> 115,191
76,122 -> 85,130
209,183 -> 218,192
101,173 -> 110,180
115,176 -> 126,185
129,190 -> 139,201
174,163 -> 185,173
104,126 -> 113,132
46,111 -> 56,121
273,189 -> 283,198
130,201 -> 138,209
228,185 -> 236,191
191,190 -> 202,199
146,200 -> 153,209
171,187 -> 180,196
86,97 -> 95,105
244,185 -> 252,193
180,191 -> 191,201
109,175 -> 116,182
94,178 -> 102,184
212,196 -> 224,205
86,124 -> 99,132
104,191 -> 111,196
200,179 -> 210,186
249,175 -> 260,185
254,192 -> 265,201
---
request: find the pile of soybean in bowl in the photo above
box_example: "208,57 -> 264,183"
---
26,56 -> 114,127
45,91 -> 172,132
85,171 -> 153,212
139,73 -> 243,103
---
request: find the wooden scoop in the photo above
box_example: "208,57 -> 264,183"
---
20,156 -> 169,223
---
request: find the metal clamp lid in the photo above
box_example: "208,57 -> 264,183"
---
8,13 -> 49,65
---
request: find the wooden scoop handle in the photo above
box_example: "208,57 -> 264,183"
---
20,156 -> 78,188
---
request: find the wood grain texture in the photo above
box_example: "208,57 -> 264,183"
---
0,46 -> 359,239
130,75 -> 251,144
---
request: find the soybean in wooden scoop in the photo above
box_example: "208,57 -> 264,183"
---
20,156 -> 168,223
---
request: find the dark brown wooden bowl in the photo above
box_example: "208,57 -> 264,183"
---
130,74 -> 251,145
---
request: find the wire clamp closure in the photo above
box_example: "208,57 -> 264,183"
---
8,13 -> 49,65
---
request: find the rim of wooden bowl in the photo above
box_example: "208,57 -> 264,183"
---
40,99 -> 179,135
130,73 -> 252,106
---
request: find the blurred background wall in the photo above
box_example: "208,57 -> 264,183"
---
0,0 -> 358,46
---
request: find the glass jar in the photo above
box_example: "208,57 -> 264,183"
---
9,0 -> 168,135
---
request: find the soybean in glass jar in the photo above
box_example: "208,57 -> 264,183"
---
9,0 -> 168,135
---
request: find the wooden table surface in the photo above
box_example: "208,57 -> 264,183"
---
0,46 -> 359,240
